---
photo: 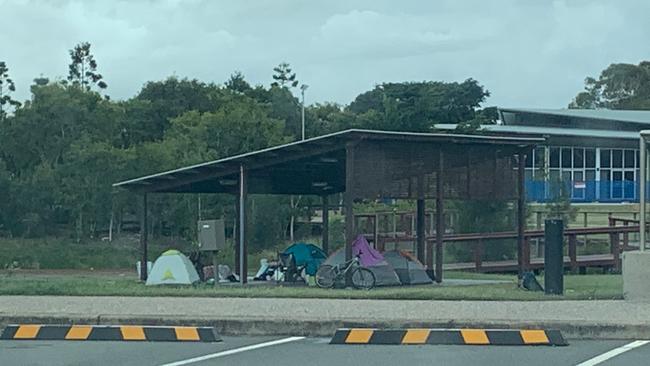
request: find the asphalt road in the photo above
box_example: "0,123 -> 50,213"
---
1,337 -> 649,366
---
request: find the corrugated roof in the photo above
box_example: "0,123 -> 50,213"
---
499,108 -> 650,125
113,128 -> 544,193
435,124 -> 639,139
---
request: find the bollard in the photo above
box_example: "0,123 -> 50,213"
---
544,219 -> 564,295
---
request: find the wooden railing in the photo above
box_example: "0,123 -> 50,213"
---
373,220 -> 640,273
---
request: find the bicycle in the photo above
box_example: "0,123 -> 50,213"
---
315,255 -> 376,290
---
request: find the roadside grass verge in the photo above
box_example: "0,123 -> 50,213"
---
0,271 -> 622,301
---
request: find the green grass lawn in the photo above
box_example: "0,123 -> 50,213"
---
0,271 -> 622,301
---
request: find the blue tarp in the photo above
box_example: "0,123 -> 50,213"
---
283,243 -> 327,276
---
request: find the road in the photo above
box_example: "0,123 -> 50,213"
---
1,337 -> 650,366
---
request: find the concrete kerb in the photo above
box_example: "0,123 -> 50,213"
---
1,315 -> 649,340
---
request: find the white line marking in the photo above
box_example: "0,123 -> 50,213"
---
576,340 -> 650,366
159,336 -> 306,366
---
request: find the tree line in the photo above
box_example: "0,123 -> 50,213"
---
1,41 -> 646,249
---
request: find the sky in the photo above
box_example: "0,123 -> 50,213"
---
1,0 -> 649,108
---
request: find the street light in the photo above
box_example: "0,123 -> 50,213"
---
300,84 -> 309,141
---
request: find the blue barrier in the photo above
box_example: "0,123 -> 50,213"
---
526,180 -> 643,203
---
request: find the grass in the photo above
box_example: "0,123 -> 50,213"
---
0,271 -> 622,301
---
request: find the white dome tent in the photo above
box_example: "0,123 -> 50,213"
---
146,249 -> 200,286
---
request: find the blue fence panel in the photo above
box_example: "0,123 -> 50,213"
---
525,179 -> 642,203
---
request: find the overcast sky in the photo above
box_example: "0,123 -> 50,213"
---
1,0 -> 649,108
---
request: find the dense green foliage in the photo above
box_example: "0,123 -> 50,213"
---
570,61 -> 650,109
0,49 -> 496,257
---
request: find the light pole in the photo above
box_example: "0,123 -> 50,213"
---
300,84 -> 308,140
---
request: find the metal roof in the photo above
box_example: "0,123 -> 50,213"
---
114,128 -> 544,194
435,124 -> 639,140
499,108 -> 650,125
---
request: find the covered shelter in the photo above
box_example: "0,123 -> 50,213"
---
114,129 -> 544,284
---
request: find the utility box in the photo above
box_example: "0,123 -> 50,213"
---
198,219 -> 226,251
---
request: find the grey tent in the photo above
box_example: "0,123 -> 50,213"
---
383,250 -> 433,285
322,248 -> 401,287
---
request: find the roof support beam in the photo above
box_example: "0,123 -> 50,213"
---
139,193 -> 149,282
434,149 -> 444,283
517,150 -> 527,277
238,164 -> 248,285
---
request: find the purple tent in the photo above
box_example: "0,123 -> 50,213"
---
322,235 -> 401,287
352,235 -> 384,267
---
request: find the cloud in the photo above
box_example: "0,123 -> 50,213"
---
0,0 -> 648,109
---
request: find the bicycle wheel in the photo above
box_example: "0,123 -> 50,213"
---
351,267 -> 375,290
315,265 -> 337,288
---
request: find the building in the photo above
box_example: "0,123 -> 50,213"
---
440,108 -> 650,203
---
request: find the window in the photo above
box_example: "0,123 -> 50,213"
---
585,149 -> 595,168
525,152 -> 533,168
612,150 -> 622,168
573,148 -> 584,168
561,148 -> 572,168
601,149 -> 611,168
624,150 -> 635,168
534,147 -> 545,168
550,148 -> 560,168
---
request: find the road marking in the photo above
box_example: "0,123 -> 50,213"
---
159,336 -> 305,366
576,340 -> 650,366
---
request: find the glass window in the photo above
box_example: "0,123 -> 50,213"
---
624,150 -> 635,168
601,170 -> 610,181
637,150 -> 640,168
525,170 -> 533,180
586,149 -> 596,168
550,148 -> 560,168
574,148 -> 584,168
561,148 -> 572,168
574,171 -> 584,181
534,147 -> 545,168
600,149 -> 611,168
624,171 -> 634,182
525,152 -> 533,168
612,150 -> 623,168
586,169 -> 595,181
549,169 -> 560,182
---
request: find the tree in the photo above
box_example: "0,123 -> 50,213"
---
0,61 -> 21,117
569,61 -> 650,109
225,71 -> 252,94
271,62 -> 298,88
67,42 -> 107,91
348,79 -> 490,132
132,77 -> 224,143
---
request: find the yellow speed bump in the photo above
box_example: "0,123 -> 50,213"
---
1,325 -> 221,342
330,328 -> 567,346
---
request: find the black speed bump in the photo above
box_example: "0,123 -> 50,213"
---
0,325 -> 221,342
330,328 -> 567,346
